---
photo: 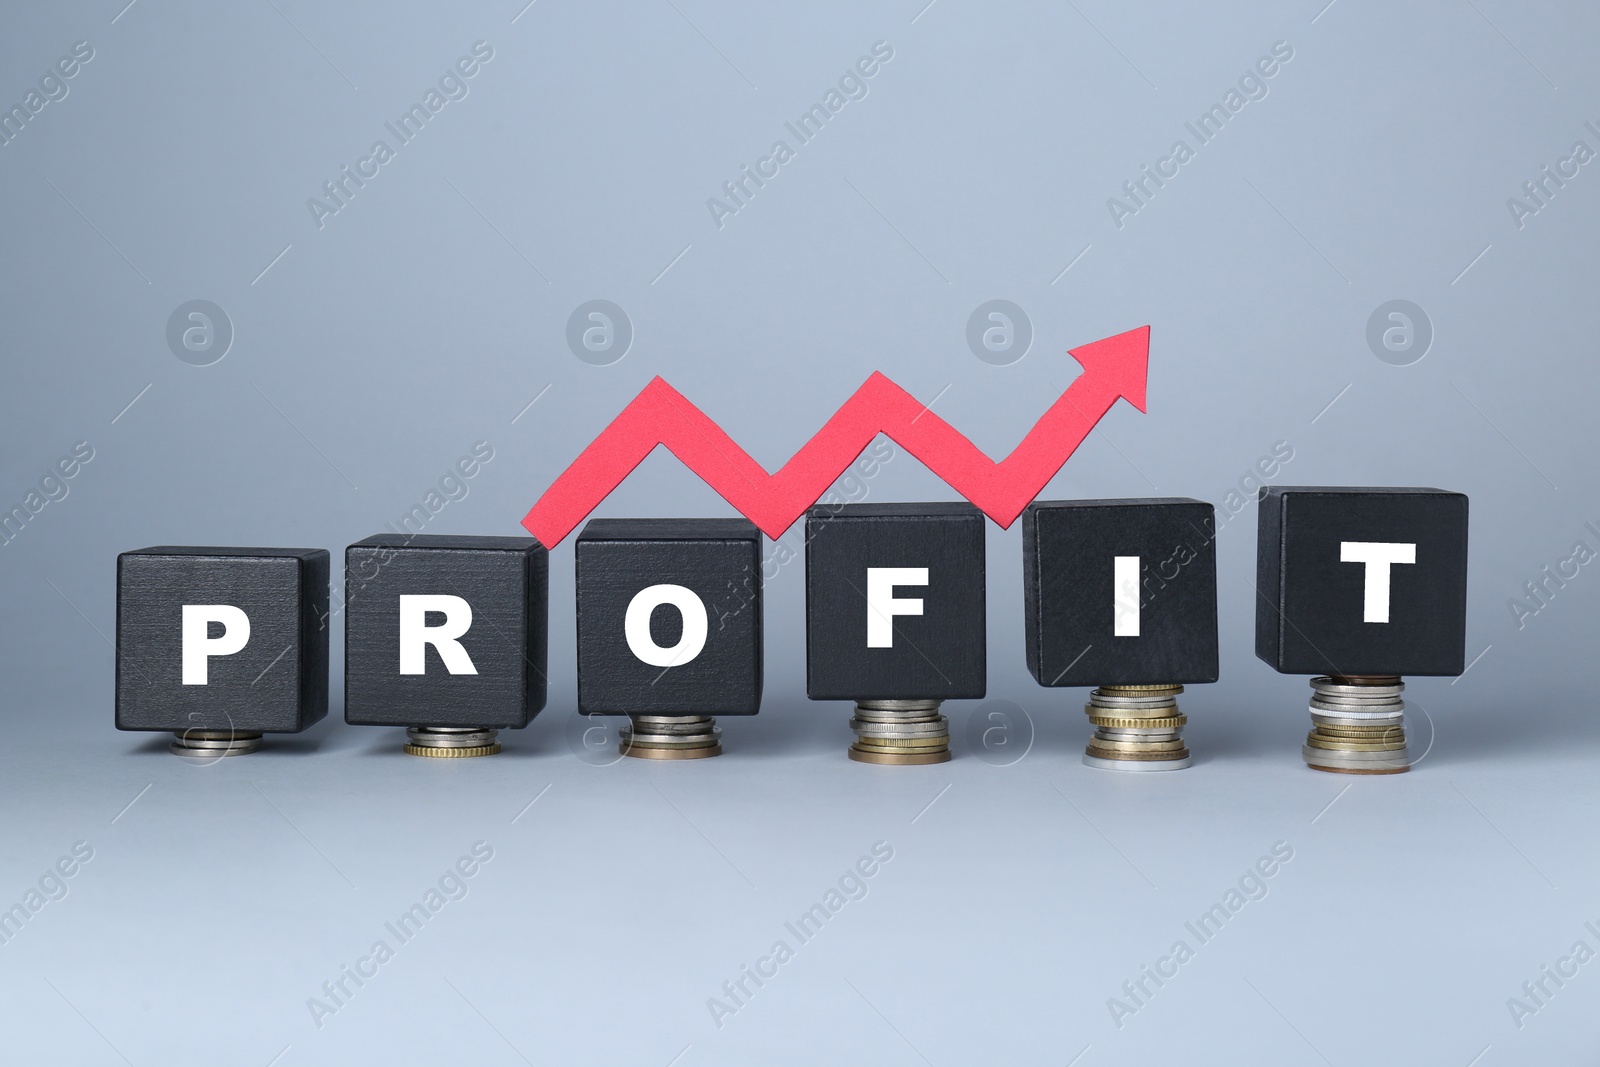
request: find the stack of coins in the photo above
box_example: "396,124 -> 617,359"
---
1083,685 -> 1190,771
620,715 -> 722,759
1303,676 -> 1408,774
171,728 -> 262,758
848,699 -> 950,765
405,726 -> 501,758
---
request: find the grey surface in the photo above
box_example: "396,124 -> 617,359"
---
1,1 -> 1597,1063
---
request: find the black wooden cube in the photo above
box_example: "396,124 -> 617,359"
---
344,535 -> 547,727
805,502 -> 986,701
575,518 -> 762,715
1255,487 -> 1469,676
116,546 -> 329,733
1023,497 -> 1218,687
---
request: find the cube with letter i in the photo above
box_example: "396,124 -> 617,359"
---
1022,497 -> 1219,687
1022,498 -> 1218,771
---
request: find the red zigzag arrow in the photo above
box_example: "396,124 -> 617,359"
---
522,325 -> 1150,545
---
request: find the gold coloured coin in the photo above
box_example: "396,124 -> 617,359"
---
1304,736 -> 1407,752
848,746 -> 951,765
1305,759 -> 1408,775
1087,715 -> 1187,730
1085,745 -> 1191,761
1088,738 -> 1187,754
405,743 -> 501,758
1085,704 -> 1179,719
853,736 -> 950,750
622,741 -> 723,759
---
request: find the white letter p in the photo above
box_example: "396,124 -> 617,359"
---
182,605 -> 250,685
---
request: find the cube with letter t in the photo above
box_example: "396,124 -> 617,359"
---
344,534 -> 547,757
1255,487 -> 1468,676
1255,486 -> 1468,775
116,546 -> 329,756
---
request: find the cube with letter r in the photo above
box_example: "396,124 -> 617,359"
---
575,518 -> 762,715
344,535 -> 547,728
805,502 -> 986,701
1255,487 -> 1469,676
1023,497 -> 1219,688
115,546 -> 329,734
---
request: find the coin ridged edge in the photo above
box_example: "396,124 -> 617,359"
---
1088,715 -> 1187,730
404,743 -> 501,758
851,737 -> 950,747
1095,684 -> 1184,694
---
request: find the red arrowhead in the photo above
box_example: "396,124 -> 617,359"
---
1071,324 -> 1149,414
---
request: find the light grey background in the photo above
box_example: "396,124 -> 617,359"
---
2,1 -> 1597,1063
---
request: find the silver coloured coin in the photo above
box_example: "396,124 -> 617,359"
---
1310,709 -> 1405,724
849,719 -> 950,739
1088,696 -> 1180,713
625,719 -> 717,736
1301,744 -> 1410,767
171,735 -> 260,756
406,729 -> 500,750
852,712 -> 944,728
1094,727 -> 1181,741
1309,676 -> 1404,698
1083,753 -> 1192,772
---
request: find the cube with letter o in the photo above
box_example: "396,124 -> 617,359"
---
575,518 -> 762,716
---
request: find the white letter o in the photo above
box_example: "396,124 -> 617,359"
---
624,584 -> 708,668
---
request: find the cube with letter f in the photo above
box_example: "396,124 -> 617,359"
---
804,502 -> 986,701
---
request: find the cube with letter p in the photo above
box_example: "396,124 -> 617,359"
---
116,546 -> 329,735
